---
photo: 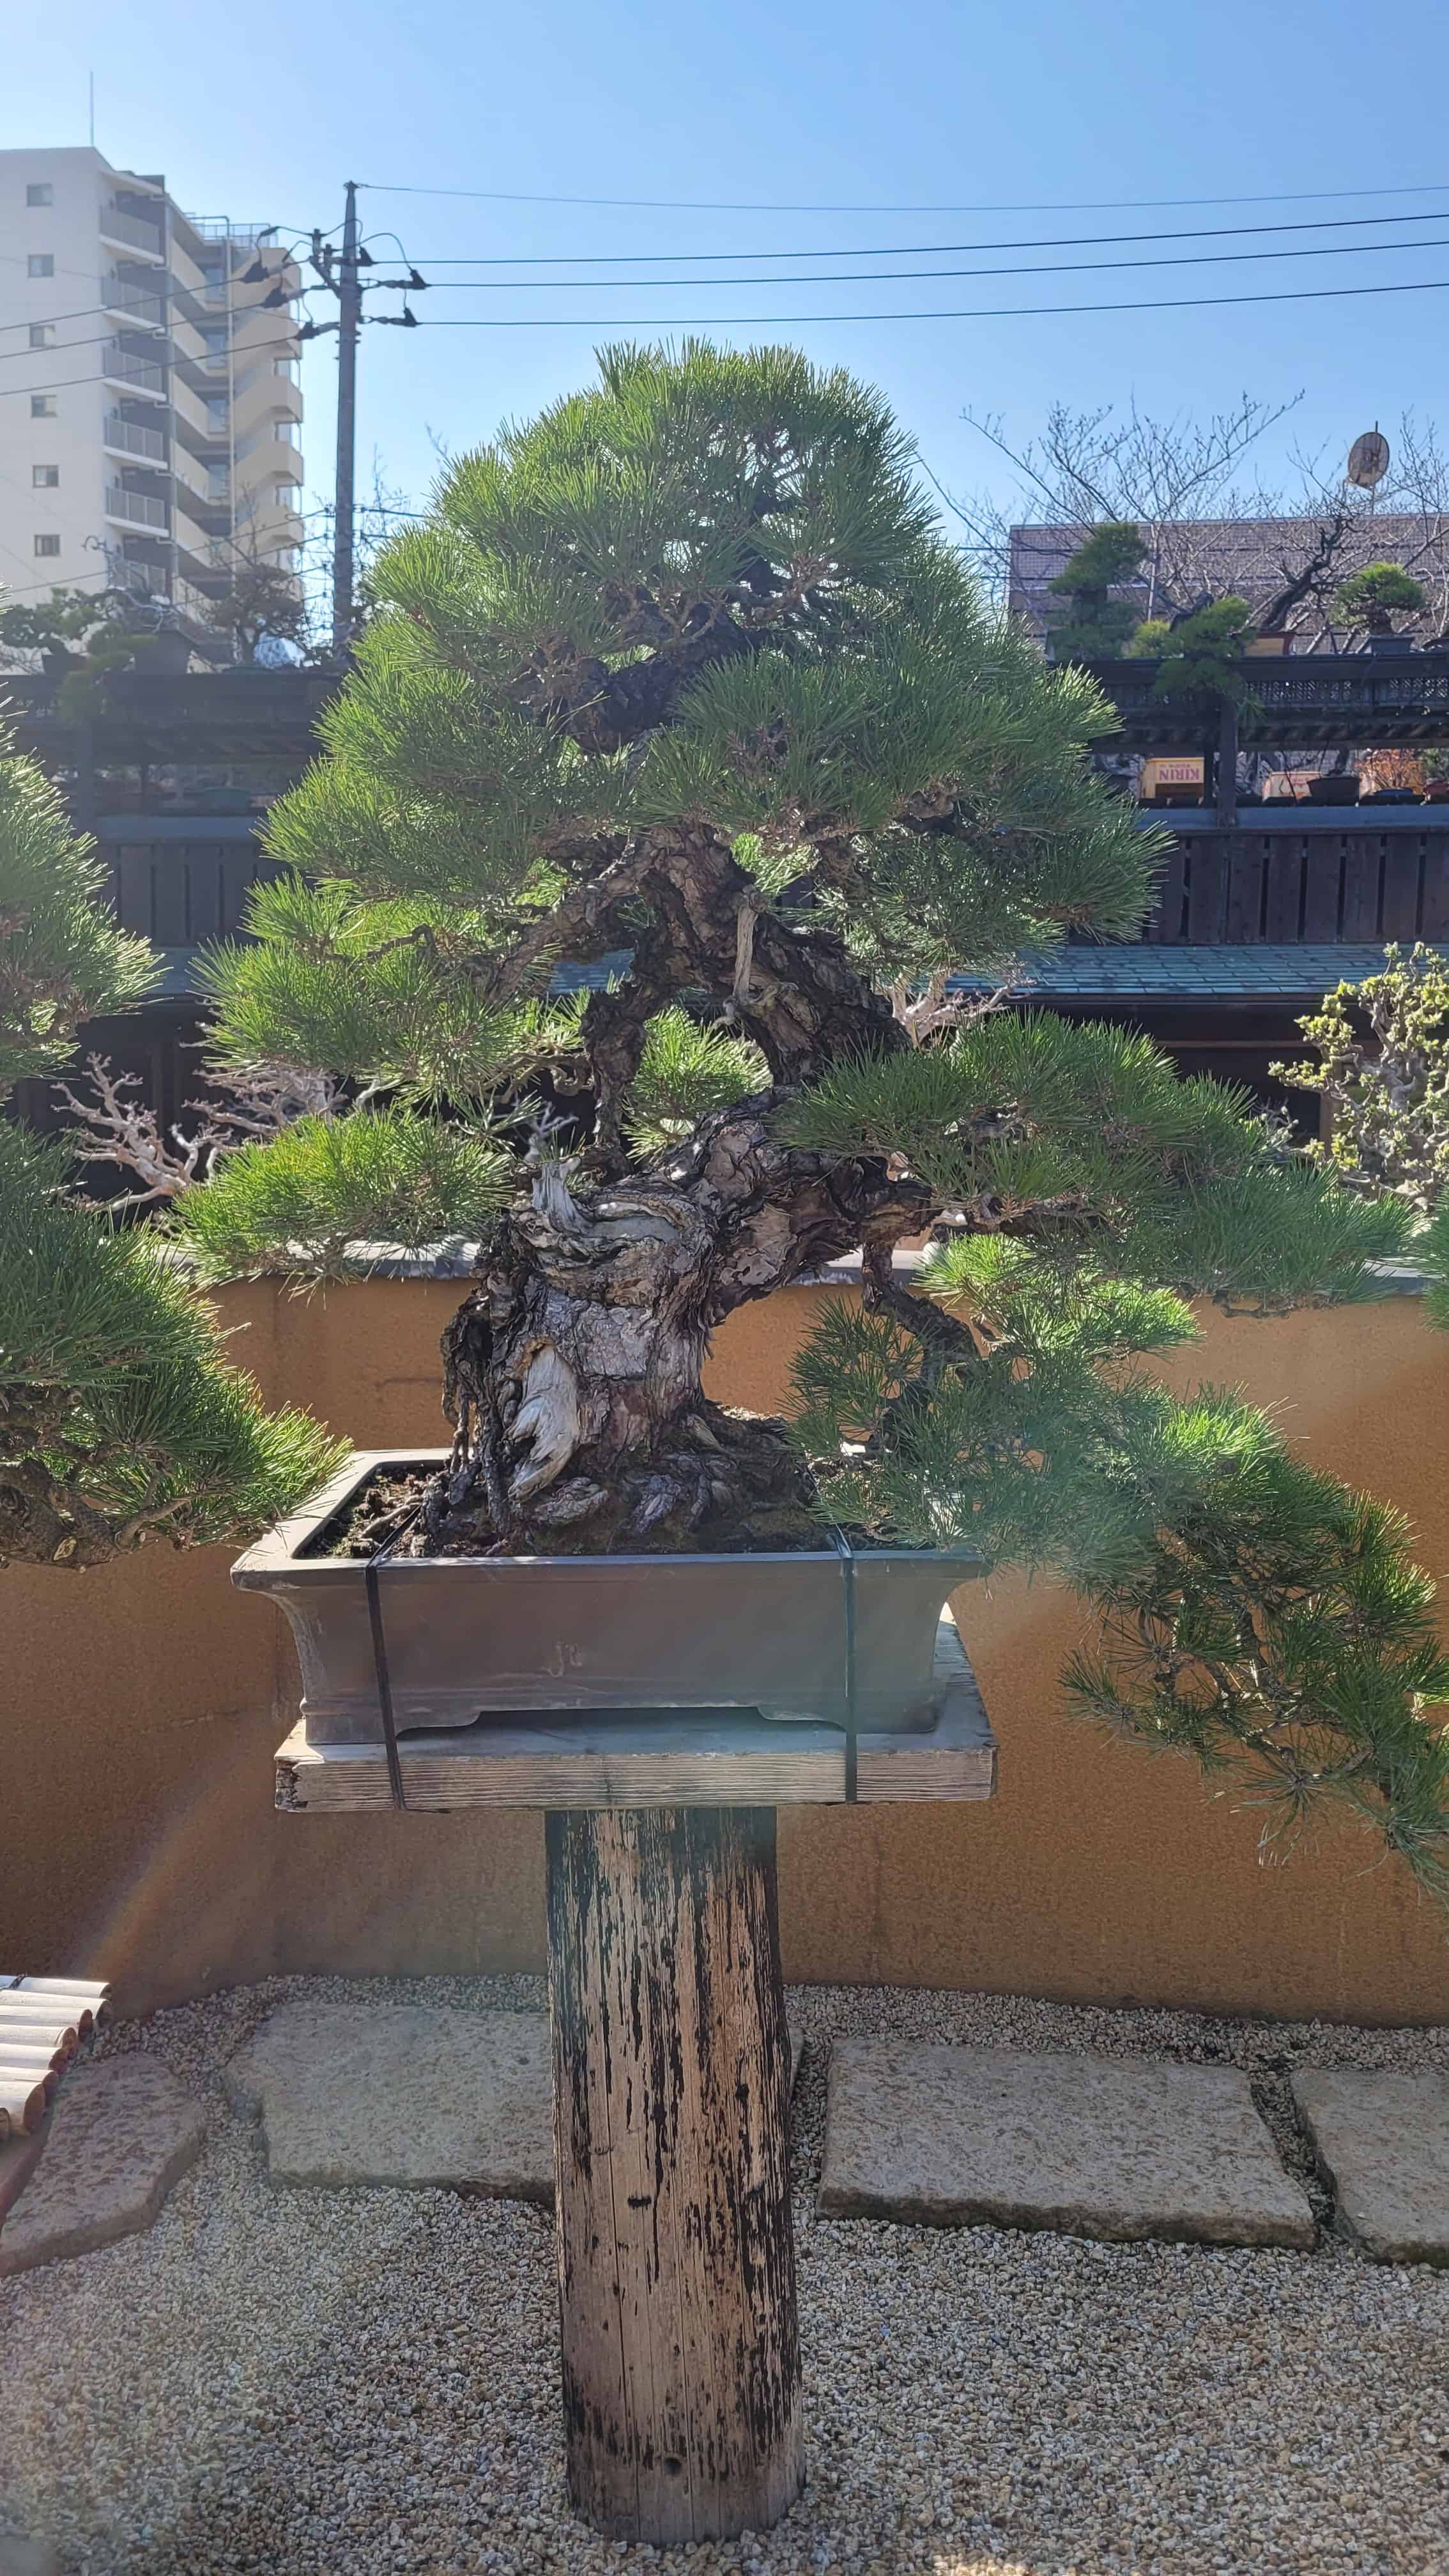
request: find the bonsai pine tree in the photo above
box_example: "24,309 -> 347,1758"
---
1334,561 -> 1429,639
139,342 -> 1446,1888
1149,595 -> 1255,712
1044,521 -> 1146,661
0,717 -> 343,1567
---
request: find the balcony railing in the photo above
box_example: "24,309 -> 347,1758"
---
105,484 -> 171,532
102,275 -> 166,326
1082,653 -> 1449,750
100,203 -> 166,257
103,413 -> 167,463
103,344 -> 167,394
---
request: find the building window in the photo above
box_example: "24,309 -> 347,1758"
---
29,324 -> 54,349
30,393 -> 56,418
32,464 -> 59,488
26,183 -> 54,207
27,254 -> 55,278
34,535 -> 61,558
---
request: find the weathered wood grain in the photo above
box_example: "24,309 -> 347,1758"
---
546,1807 -> 803,2543
273,1693 -> 995,1812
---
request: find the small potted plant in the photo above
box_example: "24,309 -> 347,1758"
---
1307,768 -> 1362,805
1333,562 -> 1429,656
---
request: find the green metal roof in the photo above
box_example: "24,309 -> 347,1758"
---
952,945 -> 1448,1002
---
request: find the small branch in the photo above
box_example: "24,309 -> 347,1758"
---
889,969 -> 1020,1048
861,1232 -> 981,1382
732,890 -> 764,1006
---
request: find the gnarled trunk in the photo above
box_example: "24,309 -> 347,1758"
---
425,1096 -> 934,1556
417,827 -> 932,1557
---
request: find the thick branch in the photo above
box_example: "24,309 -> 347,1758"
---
519,608 -> 755,755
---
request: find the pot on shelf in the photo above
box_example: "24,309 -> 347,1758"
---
1307,774 -> 1361,805
233,1451 -> 984,1745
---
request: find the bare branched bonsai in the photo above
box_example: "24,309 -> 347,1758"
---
122,344 -> 1448,1887
1278,944 -> 1449,1215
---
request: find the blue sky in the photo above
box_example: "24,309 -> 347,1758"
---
8,0 -> 1449,564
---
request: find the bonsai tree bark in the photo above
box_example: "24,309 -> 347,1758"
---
168,343 -> 1447,1890
0,719 -> 344,1566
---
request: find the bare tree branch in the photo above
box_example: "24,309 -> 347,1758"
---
52,1055 -> 344,1204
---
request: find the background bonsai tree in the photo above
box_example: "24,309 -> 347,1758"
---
1278,944 -> 1449,1215
1333,561 -> 1429,639
0,717 -> 342,1567
1043,521 -> 1146,661
1147,595 -> 1256,712
85,338 -> 1442,1890
0,586 -> 124,675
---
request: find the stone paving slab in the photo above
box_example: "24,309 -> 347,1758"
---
226,2002 -> 804,2200
820,2040 -> 1314,2250
0,2059 -> 205,2278
1292,2069 -> 1449,2264
0,2535 -> 61,2576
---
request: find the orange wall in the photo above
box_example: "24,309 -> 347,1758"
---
4,1275 -> 1448,2024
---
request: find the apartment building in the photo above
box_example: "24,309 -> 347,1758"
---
1,146 -> 304,640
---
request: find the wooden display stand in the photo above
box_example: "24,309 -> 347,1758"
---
273,1611 -> 995,2543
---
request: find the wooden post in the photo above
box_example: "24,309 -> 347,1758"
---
1216,698 -> 1239,828
545,1805 -> 804,2545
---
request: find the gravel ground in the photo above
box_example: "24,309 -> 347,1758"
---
1,1974 -> 1447,2576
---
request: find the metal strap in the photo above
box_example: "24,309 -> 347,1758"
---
828,1528 -> 859,1804
364,1546 -> 408,1811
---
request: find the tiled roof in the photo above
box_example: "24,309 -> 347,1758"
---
952,944 -> 1449,1000
155,942 -> 1440,1011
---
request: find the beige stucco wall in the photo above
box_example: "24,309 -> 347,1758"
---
5,1275 -> 1448,2025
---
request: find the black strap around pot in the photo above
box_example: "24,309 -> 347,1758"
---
364,1540 -> 408,1812
827,1528 -> 860,1804
366,1523 -> 861,1814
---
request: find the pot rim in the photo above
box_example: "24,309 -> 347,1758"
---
232,1448 -> 986,1585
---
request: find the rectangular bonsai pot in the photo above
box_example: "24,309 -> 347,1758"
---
233,1451 -> 984,1746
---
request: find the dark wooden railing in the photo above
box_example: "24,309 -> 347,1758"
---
100,831 -> 284,949
1082,653 -> 1449,749
1145,821 -> 1449,944
92,813 -> 1449,961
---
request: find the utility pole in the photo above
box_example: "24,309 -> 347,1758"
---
332,180 -> 362,658
287,187 -> 422,657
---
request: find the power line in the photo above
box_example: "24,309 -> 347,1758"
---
361,177 -> 1449,214
394,203 -> 1449,268
0,561 -> 124,599
0,318 -> 295,367
0,333 -> 164,374
404,272 -> 1449,327
0,300 -> 168,342
0,366 -> 116,402
413,233 -> 1449,296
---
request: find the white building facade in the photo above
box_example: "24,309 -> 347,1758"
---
1,146 -> 304,636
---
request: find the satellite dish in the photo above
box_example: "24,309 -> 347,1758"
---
1347,429 -> 1391,489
